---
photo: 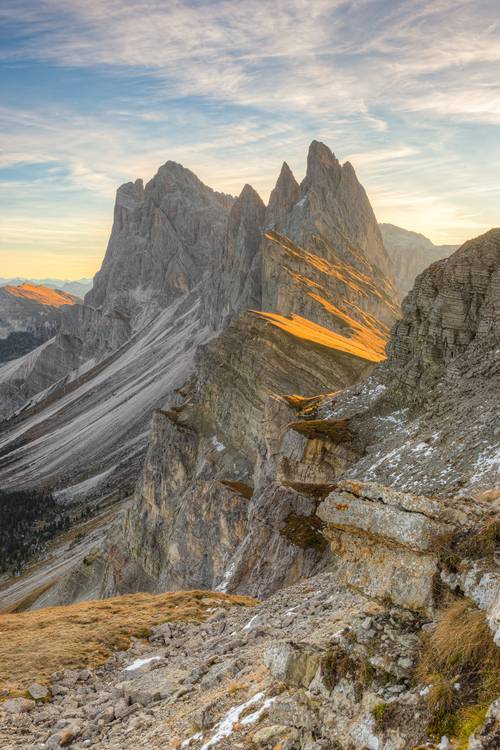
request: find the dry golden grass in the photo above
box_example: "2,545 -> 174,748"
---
474,487 -> 500,504
417,598 -> 500,746
252,311 -> 387,362
0,589 -> 255,696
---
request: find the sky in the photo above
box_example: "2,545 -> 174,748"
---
1,0 -> 499,279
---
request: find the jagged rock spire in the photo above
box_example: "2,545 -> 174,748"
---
204,182 -> 266,328
265,161 -> 300,230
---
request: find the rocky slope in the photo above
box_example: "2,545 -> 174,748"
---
0,283 -> 79,365
1,556 -> 498,750
380,223 -> 458,297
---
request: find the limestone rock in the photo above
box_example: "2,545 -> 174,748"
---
264,642 -> 324,688
265,161 -> 300,230
205,183 -> 266,328
387,228 -> 500,399
0,283 -> 79,368
317,480 -> 462,612
120,666 -> 187,706
28,683 -> 49,700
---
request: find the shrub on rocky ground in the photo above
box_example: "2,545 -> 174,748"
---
417,599 -> 500,747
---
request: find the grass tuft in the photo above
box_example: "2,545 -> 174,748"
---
417,599 -> 500,745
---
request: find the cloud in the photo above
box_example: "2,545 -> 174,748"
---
1,0 -> 500,276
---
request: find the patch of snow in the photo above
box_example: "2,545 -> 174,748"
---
469,446 -> 500,484
124,655 -> 161,672
242,613 -> 260,631
200,692 -> 273,750
181,731 -> 203,748
240,696 -> 276,726
411,441 -> 433,457
210,435 -> 225,452
419,684 -> 433,696
437,737 -> 450,750
216,557 -> 237,593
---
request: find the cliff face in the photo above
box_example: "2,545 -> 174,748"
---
86,165 -> 232,346
380,222 -> 458,297
386,228 -> 500,396
98,229 -> 499,606
92,142 -> 400,601
204,141 -> 398,334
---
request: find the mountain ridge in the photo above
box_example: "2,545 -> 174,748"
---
380,222 -> 458,297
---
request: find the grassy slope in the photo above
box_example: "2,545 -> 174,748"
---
0,590 -> 255,695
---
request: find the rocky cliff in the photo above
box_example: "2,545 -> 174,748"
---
88,142 -> 400,602
0,163 -> 233,422
95,228 -> 499,609
380,222 -> 458,297
0,141 -> 396,502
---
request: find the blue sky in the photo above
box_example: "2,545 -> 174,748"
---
1,0 -> 499,278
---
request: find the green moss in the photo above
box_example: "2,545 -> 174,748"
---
456,704 -> 488,749
372,702 -> 387,729
371,702 -> 399,731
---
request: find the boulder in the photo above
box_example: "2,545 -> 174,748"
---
264,642 -> 324,688
28,683 -> 49,700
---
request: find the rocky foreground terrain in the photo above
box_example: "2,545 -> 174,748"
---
0,142 -> 499,749
1,531 -> 499,750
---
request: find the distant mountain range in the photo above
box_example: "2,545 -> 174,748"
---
0,277 -> 93,298
0,282 -> 80,364
379,223 -> 458,296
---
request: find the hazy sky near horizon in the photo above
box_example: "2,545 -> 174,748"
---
1,0 -> 500,279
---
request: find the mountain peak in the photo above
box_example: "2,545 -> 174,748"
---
265,161 -> 300,229
3,282 -> 79,308
307,140 -> 340,172
239,183 -> 264,206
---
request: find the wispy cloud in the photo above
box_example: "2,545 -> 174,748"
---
1,0 -> 500,275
